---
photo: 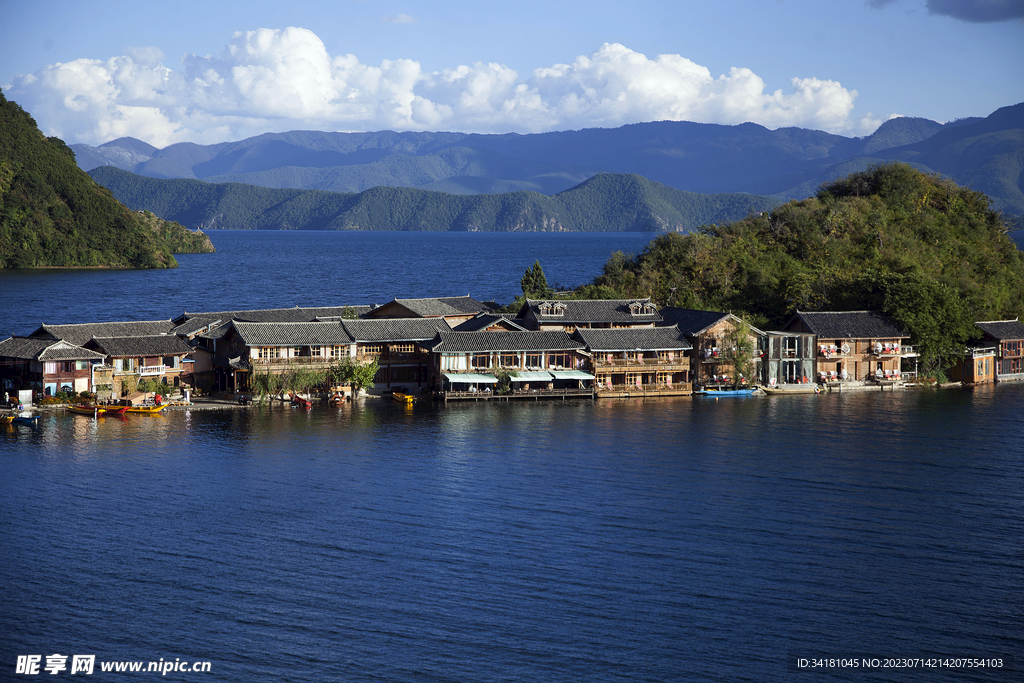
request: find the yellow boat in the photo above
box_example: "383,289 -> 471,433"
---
392,392 -> 415,405
123,403 -> 169,414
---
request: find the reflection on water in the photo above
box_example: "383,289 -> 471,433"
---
2,386 -> 1023,682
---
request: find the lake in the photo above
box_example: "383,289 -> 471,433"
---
1,231 -> 1021,682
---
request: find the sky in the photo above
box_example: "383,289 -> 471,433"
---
2,0 -> 1022,148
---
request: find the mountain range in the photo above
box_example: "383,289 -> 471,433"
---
72,103 -> 1024,219
87,168 -> 781,233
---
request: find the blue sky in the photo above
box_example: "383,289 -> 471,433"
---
2,0 -> 1022,147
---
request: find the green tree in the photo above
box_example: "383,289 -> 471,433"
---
329,356 -> 380,393
722,319 -> 758,388
521,260 -> 552,298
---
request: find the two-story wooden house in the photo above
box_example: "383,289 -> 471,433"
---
339,318 -> 454,394
659,308 -> 764,388
420,330 -> 592,400
0,336 -> 106,398
782,311 -> 910,385
84,335 -> 196,396
974,319 -> 1024,382
572,326 -> 692,397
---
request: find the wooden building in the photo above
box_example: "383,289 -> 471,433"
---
0,336 -> 106,398
974,319 -> 1024,382
420,330 -> 592,401
782,311 -> 910,385
949,346 -> 998,385
84,335 -> 195,396
572,326 -> 692,397
339,318 -> 453,395
659,308 -> 764,389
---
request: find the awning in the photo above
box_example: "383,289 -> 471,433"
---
549,370 -> 595,380
508,371 -> 552,382
443,373 -> 498,384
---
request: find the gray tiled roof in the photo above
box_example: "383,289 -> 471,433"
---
521,298 -> 662,324
231,322 -> 355,347
340,318 -> 453,342
0,336 -> 106,361
369,296 -> 496,318
453,313 -> 528,332
171,306 -> 372,335
793,311 -> 909,339
422,331 -> 584,354
658,308 -> 731,336
573,326 -> 692,352
975,319 -> 1024,341
31,320 -> 175,345
86,335 -> 194,358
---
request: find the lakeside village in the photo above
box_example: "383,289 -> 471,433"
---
3,294 -> 1024,420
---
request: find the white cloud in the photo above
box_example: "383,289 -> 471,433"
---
3,29 -> 877,146
382,14 -> 417,23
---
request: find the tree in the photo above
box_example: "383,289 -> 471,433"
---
520,260 -> 552,298
330,356 -> 380,393
722,319 -> 758,388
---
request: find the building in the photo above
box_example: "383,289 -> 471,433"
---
572,326 -> 692,397
949,346 -> 998,385
517,298 -> 662,332
659,308 -> 764,388
0,336 -> 107,398
420,330 -> 592,400
782,311 -> 911,385
974,319 -> 1024,382
84,335 -> 196,396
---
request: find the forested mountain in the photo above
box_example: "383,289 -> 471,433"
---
88,166 -> 781,232
71,103 -> 1024,216
0,90 -> 213,269
575,163 -> 1024,377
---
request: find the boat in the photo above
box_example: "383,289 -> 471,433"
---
696,387 -> 759,396
760,384 -> 821,395
68,404 -> 128,416
12,413 -> 40,427
289,393 -> 312,409
1,415 -> 14,424
122,403 -> 168,414
392,391 -> 415,405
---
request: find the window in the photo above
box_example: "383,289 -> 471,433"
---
389,343 -> 415,354
258,347 -> 280,360
472,353 -> 491,369
500,353 -> 519,368
62,361 -> 75,373
311,346 -> 322,357
76,360 -> 89,371
526,353 -> 542,368
361,344 -> 383,355
548,352 -> 571,368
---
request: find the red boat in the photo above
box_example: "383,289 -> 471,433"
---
289,393 -> 312,409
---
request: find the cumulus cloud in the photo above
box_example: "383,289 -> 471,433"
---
3,28 -> 876,146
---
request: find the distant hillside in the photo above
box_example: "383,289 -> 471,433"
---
0,90 -> 213,269
89,166 -> 780,232
71,103 -> 1024,217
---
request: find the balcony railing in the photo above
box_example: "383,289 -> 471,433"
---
594,357 -> 685,368
138,365 -> 167,376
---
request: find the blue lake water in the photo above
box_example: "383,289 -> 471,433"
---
1,231 -> 1022,682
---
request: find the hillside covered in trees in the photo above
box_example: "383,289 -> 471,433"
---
0,90 -> 213,269
575,163 -> 1024,376
89,166 -> 780,233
